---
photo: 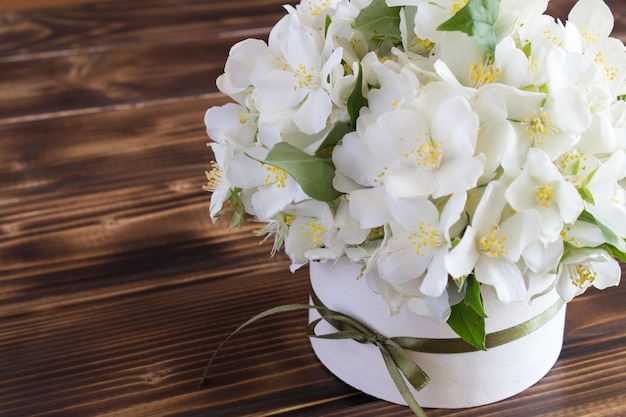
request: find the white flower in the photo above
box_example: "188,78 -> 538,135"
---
251,13 -> 344,134
204,103 -> 257,152
567,0 -> 614,51
226,146 -> 304,221
367,268 -> 453,322
204,143 -> 231,221
216,39 -> 269,103
584,150 -> 626,238
292,0 -> 343,30
375,193 -> 467,298
499,84 -> 591,172
283,200 -> 341,271
506,148 -> 583,243
333,96 -> 484,201
445,181 -> 541,302
556,248 -> 621,301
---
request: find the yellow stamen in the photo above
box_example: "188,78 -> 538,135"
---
469,60 -> 503,87
569,263 -> 596,289
203,162 -> 223,192
264,165 -> 288,188
404,134 -> 443,171
478,225 -> 508,258
594,52 -> 619,81
534,184 -> 555,208
308,0 -> 331,17
451,0 -> 469,14
580,27 -> 600,45
523,108 -> 557,144
408,222 -> 444,256
293,63 -> 319,90
301,221 -> 326,249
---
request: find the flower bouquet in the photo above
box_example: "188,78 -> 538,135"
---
202,0 -> 625,413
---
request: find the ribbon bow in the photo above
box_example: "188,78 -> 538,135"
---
199,289 -> 564,417
306,303 -> 430,417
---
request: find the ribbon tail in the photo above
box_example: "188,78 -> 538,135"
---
198,303 -> 316,388
384,341 -> 430,391
306,316 -> 372,343
379,345 -> 429,417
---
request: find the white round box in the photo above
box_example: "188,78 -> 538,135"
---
308,259 -> 566,409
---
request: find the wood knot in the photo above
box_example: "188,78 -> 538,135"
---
143,366 -> 172,384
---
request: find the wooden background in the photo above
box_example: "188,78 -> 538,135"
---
1,0 -> 625,416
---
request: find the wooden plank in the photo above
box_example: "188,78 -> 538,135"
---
0,98 -> 259,308
0,0 -> 295,59
0,38 -> 234,122
0,0 -> 120,12
0,0 -> 296,121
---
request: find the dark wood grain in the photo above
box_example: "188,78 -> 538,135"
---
1,0 -> 625,416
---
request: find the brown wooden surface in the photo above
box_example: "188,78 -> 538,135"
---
1,0 -> 625,416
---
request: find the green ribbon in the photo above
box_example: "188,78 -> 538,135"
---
199,289 -> 565,417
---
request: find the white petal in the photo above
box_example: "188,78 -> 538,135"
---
440,192 -> 468,242
505,173 -> 536,212
385,167 -> 437,198
500,209 -> 541,261
536,206 -> 565,243
556,181 -> 584,223
593,258 -> 621,290
420,248 -> 449,297
227,150 -> 267,188
253,70 -> 307,112
348,188 -> 390,229
568,0 -> 614,40
433,156 -> 484,198
522,239 -> 563,273
335,200 -> 369,245
333,132 -> 385,187
544,87 -> 591,133
444,226 -> 480,278
377,244 -> 431,283
472,181 -> 507,236
556,271 -> 579,302
406,291 -> 451,323
385,197 -> 439,231
563,221 -> 606,247
475,256 -> 527,303
475,119 -> 515,175
293,88 -> 332,134
432,96 -> 478,160
218,38 -> 269,95
205,103 -> 256,147
251,181 -> 298,220
586,204 -> 626,238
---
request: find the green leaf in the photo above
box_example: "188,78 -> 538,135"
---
577,166 -> 598,204
437,0 -> 501,59
325,14 -> 332,38
347,63 -> 368,129
465,274 -> 487,318
578,186 -> 595,204
225,188 -> 246,229
264,142 -> 342,202
447,276 -> 487,350
562,158 -> 581,177
352,0 -> 402,45
577,210 -> 626,253
315,123 -> 354,157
